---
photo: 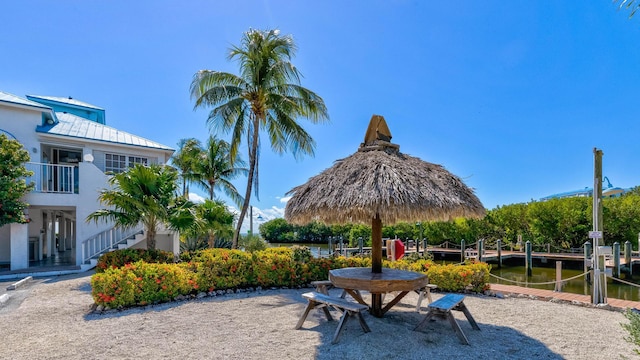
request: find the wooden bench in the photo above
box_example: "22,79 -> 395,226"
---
311,280 -> 361,299
296,291 -> 371,344
414,283 -> 438,311
414,293 -> 480,345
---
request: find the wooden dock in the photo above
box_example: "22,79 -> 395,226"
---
328,245 -> 640,268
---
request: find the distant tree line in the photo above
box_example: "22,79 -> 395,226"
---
260,188 -> 640,250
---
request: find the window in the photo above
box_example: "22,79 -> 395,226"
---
105,153 -> 148,173
128,156 -> 148,167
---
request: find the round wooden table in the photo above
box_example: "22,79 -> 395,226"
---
329,267 -> 428,317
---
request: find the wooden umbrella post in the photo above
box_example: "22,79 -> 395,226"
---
371,213 -> 384,316
372,213 -> 382,273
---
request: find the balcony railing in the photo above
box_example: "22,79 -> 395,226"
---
25,162 -> 78,194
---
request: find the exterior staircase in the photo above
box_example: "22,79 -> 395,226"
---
80,224 -> 145,270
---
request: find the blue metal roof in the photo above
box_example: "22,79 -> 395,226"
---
0,91 -> 52,110
540,187 -> 592,200
26,95 -> 104,110
36,112 -> 174,151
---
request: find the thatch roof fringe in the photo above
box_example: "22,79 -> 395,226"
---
285,149 -> 485,225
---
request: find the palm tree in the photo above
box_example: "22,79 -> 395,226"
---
171,138 -> 203,198
190,28 -> 329,248
196,199 -> 235,248
194,136 -> 247,206
86,164 -> 192,250
616,0 -> 640,18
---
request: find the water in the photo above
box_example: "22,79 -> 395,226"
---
490,264 -> 640,301
269,243 -> 330,257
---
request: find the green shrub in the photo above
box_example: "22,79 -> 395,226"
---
91,261 -> 195,307
426,261 -> 491,293
95,248 -> 175,273
91,267 -> 138,307
241,234 -> 268,252
91,248 -> 490,308
623,309 -> 640,354
252,252 -> 298,287
259,247 -> 293,256
291,245 -> 312,263
184,249 -> 254,292
180,237 -> 209,252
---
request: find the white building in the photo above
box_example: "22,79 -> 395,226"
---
0,91 -> 178,276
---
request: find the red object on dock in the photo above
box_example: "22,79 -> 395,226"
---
394,239 -> 405,260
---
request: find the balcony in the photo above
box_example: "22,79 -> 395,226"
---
25,162 -> 78,194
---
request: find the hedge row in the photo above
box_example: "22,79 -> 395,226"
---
91,248 -> 490,308
95,248 -> 175,273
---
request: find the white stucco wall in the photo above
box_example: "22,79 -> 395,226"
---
10,223 -> 28,270
0,105 -> 46,162
74,162 -> 115,265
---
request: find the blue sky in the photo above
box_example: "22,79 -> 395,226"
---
2,1 -> 640,231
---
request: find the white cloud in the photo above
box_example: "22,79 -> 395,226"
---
224,205 -> 284,235
279,196 -> 292,204
188,192 -> 206,203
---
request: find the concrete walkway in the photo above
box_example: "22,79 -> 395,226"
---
490,283 -> 640,310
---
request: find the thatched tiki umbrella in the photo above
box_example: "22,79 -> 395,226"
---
285,115 -> 485,274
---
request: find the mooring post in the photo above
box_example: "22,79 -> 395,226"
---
614,242 -> 620,278
625,240 -> 632,278
497,239 -> 502,269
525,241 -> 532,277
478,239 -> 484,263
584,241 -> 592,283
554,261 -> 562,292
460,239 -> 466,262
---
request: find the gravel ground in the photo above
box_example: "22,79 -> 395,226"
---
0,272 -> 637,360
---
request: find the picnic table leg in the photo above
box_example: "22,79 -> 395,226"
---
458,303 -> 480,330
446,312 -> 470,345
414,310 -> 436,331
381,291 -> 409,315
371,294 -> 384,317
295,301 -> 315,329
356,312 -> 371,333
344,289 -> 367,306
332,311 -> 351,344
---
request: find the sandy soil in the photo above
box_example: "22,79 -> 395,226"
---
0,272 -> 637,360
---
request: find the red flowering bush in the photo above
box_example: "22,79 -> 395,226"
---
90,247 -> 490,308
95,248 -> 175,273
92,261 -> 194,307
426,261 -> 491,292
184,249 -> 253,292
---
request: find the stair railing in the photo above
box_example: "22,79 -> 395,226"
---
81,224 -> 144,263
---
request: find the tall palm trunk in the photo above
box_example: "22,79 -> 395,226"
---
232,124 -> 259,249
146,219 -> 157,250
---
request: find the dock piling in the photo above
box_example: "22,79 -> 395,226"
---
625,240 -> 632,278
525,241 -> 532,277
554,261 -> 562,292
497,239 -> 502,269
584,241 -> 592,283
614,242 -> 620,278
